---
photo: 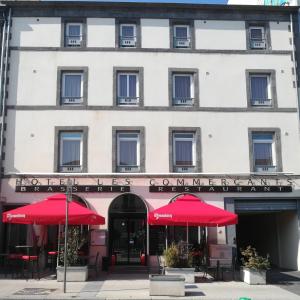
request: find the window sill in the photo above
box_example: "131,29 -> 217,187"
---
173,166 -> 196,173
59,166 -> 83,172
254,166 -> 277,172
117,166 -> 140,172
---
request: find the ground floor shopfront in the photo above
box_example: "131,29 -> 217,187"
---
0,174 -> 299,270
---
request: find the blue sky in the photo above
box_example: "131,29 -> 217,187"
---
49,0 -> 228,3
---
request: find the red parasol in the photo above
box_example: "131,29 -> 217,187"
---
148,194 -> 237,227
2,194 -> 105,225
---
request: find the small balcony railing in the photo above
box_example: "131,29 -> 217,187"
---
174,37 -> 191,48
255,165 -> 277,172
119,36 -> 137,47
117,165 -> 140,172
173,97 -> 194,106
250,38 -> 266,49
251,98 -> 272,106
118,97 -> 139,105
60,165 -> 82,172
174,165 -> 195,173
65,35 -> 83,47
61,96 -> 83,105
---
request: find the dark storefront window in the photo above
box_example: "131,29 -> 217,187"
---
149,225 -> 203,255
149,226 -> 166,255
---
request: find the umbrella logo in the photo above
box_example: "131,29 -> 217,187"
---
154,213 -> 172,220
7,213 -> 26,220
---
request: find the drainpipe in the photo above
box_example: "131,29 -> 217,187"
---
290,12 -> 300,129
0,7 -> 10,253
0,8 -> 11,181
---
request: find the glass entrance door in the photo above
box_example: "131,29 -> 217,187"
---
110,215 -> 146,264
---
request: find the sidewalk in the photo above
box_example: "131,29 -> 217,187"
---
0,273 -> 299,300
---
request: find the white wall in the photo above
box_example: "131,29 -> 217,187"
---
141,19 -> 169,49
4,110 -> 300,174
270,21 -> 293,51
8,51 -> 298,108
11,17 -> 61,47
10,17 -> 293,51
195,20 -> 246,50
87,18 -> 115,48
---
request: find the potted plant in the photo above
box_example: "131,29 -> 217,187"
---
57,226 -> 88,282
240,246 -> 270,285
164,242 -> 195,283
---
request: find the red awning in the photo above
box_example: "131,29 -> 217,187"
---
2,194 -> 105,225
148,194 -> 237,227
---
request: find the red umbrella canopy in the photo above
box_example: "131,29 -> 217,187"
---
2,194 -> 105,225
148,194 -> 237,227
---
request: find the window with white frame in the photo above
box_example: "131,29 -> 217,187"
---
117,73 -> 139,105
120,24 -> 137,47
117,132 -> 140,172
173,25 -> 190,48
173,74 -> 194,106
249,26 -> 266,49
250,74 -> 271,106
65,23 -> 83,47
61,72 -> 83,104
173,132 -> 195,172
252,132 -> 276,172
59,132 -> 83,172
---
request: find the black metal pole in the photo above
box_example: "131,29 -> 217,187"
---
63,179 -> 72,293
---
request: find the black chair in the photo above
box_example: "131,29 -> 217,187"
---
88,252 -> 100,277
21,247 -> 40,280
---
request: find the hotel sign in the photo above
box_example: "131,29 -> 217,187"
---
14,177 -> 293,193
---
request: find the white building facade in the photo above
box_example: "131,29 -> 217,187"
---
1,1 -> 300,270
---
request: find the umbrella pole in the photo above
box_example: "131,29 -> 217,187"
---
186,223 -> 189,259
63,179 -> 72,294
7,223 -> 11,253
186,222 -> 189,245
57,224 -> 61,268
165,226 -> 168,250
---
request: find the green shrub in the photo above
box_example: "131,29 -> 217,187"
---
59,226 -> 87,266
163,243 -> 180,267
163,242 -> 193,268
240,246 -> 270,271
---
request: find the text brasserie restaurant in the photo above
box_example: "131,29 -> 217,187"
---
0,174 -> 299,271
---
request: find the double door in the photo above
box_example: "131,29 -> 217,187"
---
110,214 -> 146,264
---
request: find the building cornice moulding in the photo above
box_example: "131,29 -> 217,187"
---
6,105 -> 298,113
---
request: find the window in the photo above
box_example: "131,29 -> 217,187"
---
65,23 -> 83,47
252,133 -> 276,172
119,24 -> 136,47
173,25 -> 190,48
173,132 -> 195,172
117,132 -> 140,172
59,132 -> 82,172
250,74 -> 271,106
117,73 -> 139,105
61,72 -> 83,104
172,74 -> 194,106
249,26 -> 266,49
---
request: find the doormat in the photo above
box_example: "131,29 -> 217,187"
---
13,288 -> 56,295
